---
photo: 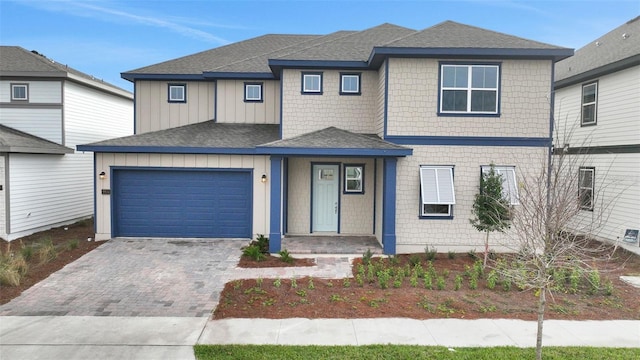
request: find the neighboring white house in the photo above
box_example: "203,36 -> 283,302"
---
554,17 -> 640,246
0,46 -> 133,240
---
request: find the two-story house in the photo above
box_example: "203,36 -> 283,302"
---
0,46 -> 133,240
79,21 -> 572,254
554,17 -> 640,246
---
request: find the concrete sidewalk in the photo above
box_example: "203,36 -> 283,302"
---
1,316 -> 639,360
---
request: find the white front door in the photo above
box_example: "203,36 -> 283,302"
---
312,164 -> 339,232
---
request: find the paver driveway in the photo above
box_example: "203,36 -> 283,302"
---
0,239 -> 244,317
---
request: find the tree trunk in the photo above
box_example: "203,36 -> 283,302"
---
536,285 -> 546,360
483,231 -> 489,267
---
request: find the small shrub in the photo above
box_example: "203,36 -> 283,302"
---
473,259 -> 484,278
393,275 -> 403,288
367,264 -> 376,283
588,269 -> 601,294
425,246 -> 437,261
307,278 -> 315,290
20,245 -> 34,261
0,254 -> 28,286
296,290 -> 307,298
342,278 -> 351,288
278,249 -> 294,263
409,254 -> 422,266
412,263 -> 425,278
469,275 -> 478,290
569,266 -> 581,294
330,294 -> 344,302
377,269 -> 391,289
423,274 -> 433,290
603,279 -> 614,296
409,275 -> 418,288
355,274 -> 364,287
242,244 -> 266,261
290,278 -> 297,289
447,251 -> 455,260
362,249 -> 373,265
467,249 -> 478,260
254,234 -> 269,253
486,270 -> 498,290
388,254 -> 400,266
273,278 -> 282,288
256,277 -> 263,288
436,276 -> 446,290
36,238 -> 57,264
502,277 -> 512,292
454,274 -> 463,291
66,239 -> 79,250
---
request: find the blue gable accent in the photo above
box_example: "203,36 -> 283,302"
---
382,158 -> 397,255
269,156 -> 283,253
256,147 -> 412,157
385,136 -> 551,147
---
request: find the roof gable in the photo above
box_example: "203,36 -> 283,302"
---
0,124 -> 73,154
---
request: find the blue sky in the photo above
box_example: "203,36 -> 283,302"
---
1,0 -> 638,91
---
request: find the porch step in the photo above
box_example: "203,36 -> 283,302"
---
281,236 -> 383,255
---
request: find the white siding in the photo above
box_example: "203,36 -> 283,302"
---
0,156 -> 5,239
555,66 -> 640,147
7,154 -> 92,239
0,107 -> 62,143
93,153 -> 270,240
0,80 -> 62,103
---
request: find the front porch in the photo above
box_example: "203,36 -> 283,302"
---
282,235 -> 383,255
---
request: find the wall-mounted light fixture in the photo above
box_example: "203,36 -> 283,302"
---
261,174 -> 267,183
99,171 -> 106,180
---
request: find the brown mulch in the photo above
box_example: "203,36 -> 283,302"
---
0,219 -> 102,305
215,249 -> 640,321
238,254 -> 315,268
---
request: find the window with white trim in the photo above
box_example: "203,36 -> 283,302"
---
344,164 -> 364,193
581,82 -> 597,126
481,165 -> 519,205
340,73 -> 360,95
420,166 -> 456,217
168,84 -> 186,102
302,72 -> 322,94
11,84 -> 28,101
579,167 -> 594,210
244,83 -> 263,102
440,64 -> 499,114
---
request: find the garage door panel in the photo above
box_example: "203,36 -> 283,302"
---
113,169 -> 252,238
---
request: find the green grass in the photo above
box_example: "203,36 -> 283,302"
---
194,345 -> 640,360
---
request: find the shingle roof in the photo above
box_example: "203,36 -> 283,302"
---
0,46 -> 131,97
555,16 -> 640,86
79,121 -> 280,151
0,124 -> 74,154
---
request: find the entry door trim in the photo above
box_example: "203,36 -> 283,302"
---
310,162 -> 341,233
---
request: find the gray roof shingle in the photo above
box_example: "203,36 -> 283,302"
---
555,16 -> 640,86
0,124 -> 74,154
260,126 -> 409,150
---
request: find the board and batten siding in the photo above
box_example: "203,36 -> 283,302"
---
94,153 -> 270,240
555,65 -> 640,148
0,80 -> 62,103
135,80 -> 214,134
216,80 -> 280,124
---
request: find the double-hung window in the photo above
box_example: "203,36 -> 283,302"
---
579,167 -> 595,210
419,166 -> 456,217
244,83 -> 263,102
301,72 -> 322,94
340,73 -> 360,95
440,64 -> 499,115
11,84 -> 28,101
481,165 -> 519,205
344,164 -> 364,194
168,84 -> 186,103
581,82 -> 597,126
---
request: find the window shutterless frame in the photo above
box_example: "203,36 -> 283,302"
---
419,166 -> 455,218
301,72 -> 323,94
11,83 -> 28,101
244,82 -> 263,102
481,165 -> 519,205
168,84 -> 186,103
578,167 -> 595,211
340,73 -> 361,95
438,62 -> 500,116
343,164 -> 364,194
581,81 -> 597,126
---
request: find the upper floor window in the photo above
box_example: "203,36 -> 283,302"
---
581,82 -> 597,126
344,164 -> 364,194
11,84 -> 28,101
439,63 -> 499,115
481,165 -> 519,205
301,72 -> 322,94
340,73 -> 361,95
168,84 -> 186,103
244,83 -> 263,102
579,167 -> 594,211
419,166 -> 456,218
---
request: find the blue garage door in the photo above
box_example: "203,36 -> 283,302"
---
113,169 -> 252,238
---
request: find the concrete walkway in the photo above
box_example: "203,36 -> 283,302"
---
1,316 -> 638,359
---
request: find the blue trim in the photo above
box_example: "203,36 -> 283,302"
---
382,158 -> 397,255
385,135 -> 550,147
214,80 -> 218,122
339,72 -> 361,95
167,83 -> 186,103
257,147 -> 412,156
343,163 -> 365,194
203,72 -> 274,79
269,156 -> 283,253
437,62 -> 501,116
269,60 -> 368,75
301,72 -> 323,94
244,82 -> 264,102
76,145 -> 262,154
279,69 -> 283,139
121,73 -> 205,81
372,159 -> 377,234
310,162 -> 341,234
93,153 -> 97,233
133,81 -> 137,134
383,60 -> 389,137
283,158 -> 289,235
109,166 -> 115,237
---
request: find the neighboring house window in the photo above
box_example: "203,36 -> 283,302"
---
481,165 -> 519,205
301,72 -> 323,94
168,84 -> 186,103
340,73 -> 361,95
344,164 -> 364,194
581,82 -> 597,126
244,83 -> 263,102
579,167 -> 595,211
439,63 -> 499,115
11,84 -> 28,101
419,166 -> 456,218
